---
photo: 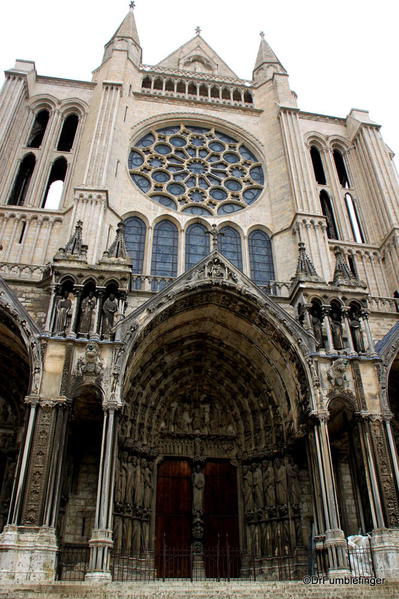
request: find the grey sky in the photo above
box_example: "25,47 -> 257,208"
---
1,0 -> 398,165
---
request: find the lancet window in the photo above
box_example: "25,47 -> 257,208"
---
151,220 -> 178,278
185,222 -> 210,270
248,229 -> 275,286
8,153 -> 36,206
219,226 -> 243,270
124,216 -> 146,274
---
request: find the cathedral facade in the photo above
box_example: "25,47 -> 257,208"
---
0,6 -> 399,583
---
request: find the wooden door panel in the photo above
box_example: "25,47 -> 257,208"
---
155,459 -> 192,577
204,461 -> 240,577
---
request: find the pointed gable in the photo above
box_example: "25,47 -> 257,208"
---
156,35 -> 238,78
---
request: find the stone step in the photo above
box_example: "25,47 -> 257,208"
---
0,581 -> 397,599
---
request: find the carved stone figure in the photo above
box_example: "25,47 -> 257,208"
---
125,455 -> 134,504
309,303 -> 323,348
274,458 -> 286,505
133,456 -> 143,506
330,306 -> 344,350
349,307 -> 365,353
286,457 -> 300,507
79,291 -> 96,336
142,459 -> 153,509
192,463 -> 205,513
327,358 -> 349,390
242,464 -> 254,511
54,291 -> 72,335
131,518 -> 141,553
252,463 -> 264,509
76,342 -> 103,378
102,293 -> 118,336
262,460 -> 275,507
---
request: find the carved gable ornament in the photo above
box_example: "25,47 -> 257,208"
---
76,342 -> 104,380
189,255 -> 238,284
327,358 -> 349,390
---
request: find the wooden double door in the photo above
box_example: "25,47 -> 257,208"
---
155,459 -> 240,578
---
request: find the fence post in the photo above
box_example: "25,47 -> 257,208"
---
217,534 -> 220,582
162,533 -> 166,582
226,534 -> 230,582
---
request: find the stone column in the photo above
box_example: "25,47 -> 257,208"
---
0,397 -> 65,582
354,412 -> 384,530
7,396 -> 39,525
360,310 -> 375,354
191,458 -> 206,578
44,284 -> 59,335
321,306 -> 334,352
384,415 -> 399,494
86,401 -> 119,581
365,414 -> 399,578
367,415 -> 399,528
311,412 -> 350,576
42,400 -> 71,527
342,308 -> 355,354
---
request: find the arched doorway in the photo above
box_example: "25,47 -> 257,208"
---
57,385 -> 103,579
115,283 -> 313,579
0,309 -> 30,531
327,397 -> 373,535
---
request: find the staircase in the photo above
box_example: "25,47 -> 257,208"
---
0,580 -> 397,599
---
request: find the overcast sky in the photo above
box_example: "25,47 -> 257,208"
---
1,0 -> 398,165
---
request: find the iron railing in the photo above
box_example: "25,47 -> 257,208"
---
57,537 -> 376,581
57,544 -> 90,581
312,536 -> 376,578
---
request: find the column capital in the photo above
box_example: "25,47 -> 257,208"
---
24,394 -> 40,406
309,409 -> 330,423
39,396 -> 72,409
102,397 -> 122,411
355,411 -> 384,423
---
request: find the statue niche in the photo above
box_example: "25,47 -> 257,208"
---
78,291 -> 96,337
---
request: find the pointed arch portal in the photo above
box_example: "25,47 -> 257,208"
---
115,270 -> 314,578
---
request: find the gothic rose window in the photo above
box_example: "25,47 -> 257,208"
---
128,124 -> 264,216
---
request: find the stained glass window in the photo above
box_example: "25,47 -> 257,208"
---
219,226 -> 242,270
151,220 -> 178,278
129,124 -> 264,216
124,216 -> 146,273
185,223 -> 210,270
249,230 -> 275,286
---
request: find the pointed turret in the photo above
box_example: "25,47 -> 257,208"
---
110,4 -> 140,46
253,32 -> 286,83
101,4 -> 142,66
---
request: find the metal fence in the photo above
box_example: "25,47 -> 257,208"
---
57,537 -> 376,581
312,536 -> 376,578
57,544 -> 90,581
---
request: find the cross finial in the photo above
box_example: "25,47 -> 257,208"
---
129,1 -> 135,9
260,31 -> 265,38
206,224 -> 224,250
195,26 -> 201,35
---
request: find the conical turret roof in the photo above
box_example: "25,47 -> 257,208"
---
253,32 -> 286,81
109,5 -> 140,46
